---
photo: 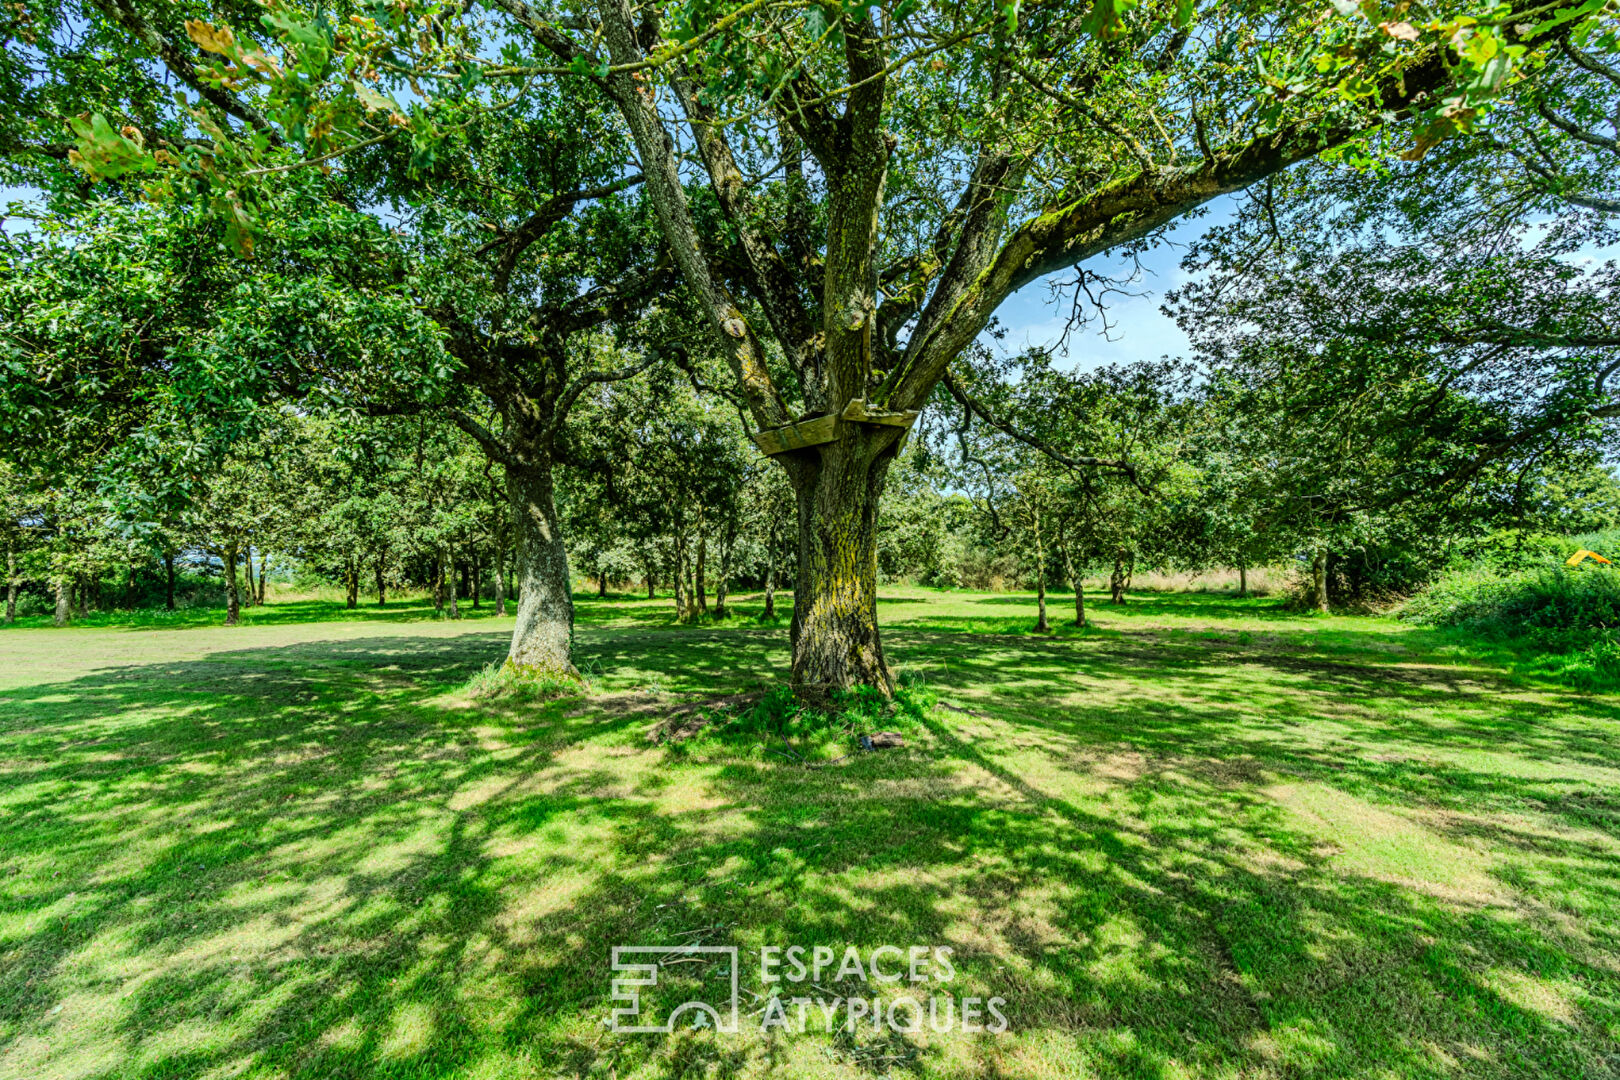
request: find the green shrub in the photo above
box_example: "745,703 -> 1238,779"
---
1404,565 -> 1620,641
1404,564 -> 1620,689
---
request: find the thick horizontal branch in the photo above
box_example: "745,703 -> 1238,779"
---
884,29 -> 1494,411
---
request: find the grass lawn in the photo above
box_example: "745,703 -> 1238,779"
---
1,587 -> 1617,1079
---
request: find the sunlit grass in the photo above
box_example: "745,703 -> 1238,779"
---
1,586 -> 1618,1078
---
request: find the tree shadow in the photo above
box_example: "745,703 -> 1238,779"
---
0,612 -> 1616,1078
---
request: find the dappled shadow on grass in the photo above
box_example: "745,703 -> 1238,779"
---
1,604 -> 1618,1077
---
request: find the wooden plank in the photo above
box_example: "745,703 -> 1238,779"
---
750,413 -> 841,456
841,398 -> 921,427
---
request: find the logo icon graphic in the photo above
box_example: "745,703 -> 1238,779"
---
610,946 -> 740,1034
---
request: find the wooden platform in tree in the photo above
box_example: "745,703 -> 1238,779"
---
750,414 -> 842,456
750,400 -> 922,457
840,398 -> 921,427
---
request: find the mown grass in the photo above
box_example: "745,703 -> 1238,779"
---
1,586 -> 1618,1079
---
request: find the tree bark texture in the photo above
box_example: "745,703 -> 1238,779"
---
786,431 -> 899,701
506,464 -> 576,673
54,577 -> 70,627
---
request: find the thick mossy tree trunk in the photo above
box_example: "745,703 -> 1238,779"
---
506,463 -> 576,674
54,578 -> 70,626
785,431 -> 900,702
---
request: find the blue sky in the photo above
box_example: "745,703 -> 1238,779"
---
989,197 -> 1238,372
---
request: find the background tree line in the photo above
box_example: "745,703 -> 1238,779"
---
1,0 -> 1616,696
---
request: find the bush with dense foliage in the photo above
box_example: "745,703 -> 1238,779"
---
1404,562 -> 1620,688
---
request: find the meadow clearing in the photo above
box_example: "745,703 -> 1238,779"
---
1,588 -> 1617,1080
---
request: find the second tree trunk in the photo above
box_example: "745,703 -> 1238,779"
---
506,463 -> 576,674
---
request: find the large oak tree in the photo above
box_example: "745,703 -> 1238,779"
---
36,0 -> 1619,695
